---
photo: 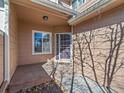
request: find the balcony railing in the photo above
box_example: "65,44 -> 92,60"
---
68,0 -> 112,24
48,0 -> 72,9
31,0 -> 77,15
79,0 -> 111,15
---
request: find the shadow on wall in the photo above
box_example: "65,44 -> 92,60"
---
73,22 -> 124,93
40,22 -> 124,93
13,22 -> 124,93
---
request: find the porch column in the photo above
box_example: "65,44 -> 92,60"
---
4,0 -> 10,82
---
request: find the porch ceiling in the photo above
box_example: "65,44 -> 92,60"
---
11,0 -> 70,26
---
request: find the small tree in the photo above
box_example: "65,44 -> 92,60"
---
73,22 -> 124,93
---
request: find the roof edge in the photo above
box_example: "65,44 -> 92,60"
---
68,0 -> 119,25
31,0 -> 77,16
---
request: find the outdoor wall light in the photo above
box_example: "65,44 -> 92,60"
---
43,16 -> 48,21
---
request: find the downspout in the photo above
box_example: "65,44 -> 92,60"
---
4,0 -> 10,82
70,25 -> 74,93
71,25 -> 74,62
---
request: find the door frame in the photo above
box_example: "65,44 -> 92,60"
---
55,32 -> 72,63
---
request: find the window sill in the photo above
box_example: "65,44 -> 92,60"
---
32,52 -> 52,55
0,7 -> 4,11
55,60 -> 72,64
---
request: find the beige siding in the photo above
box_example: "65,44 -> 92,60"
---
10,4 -> 18,78
0,32 -> 3,86
18,21 -> 70,65
0,1 -> 4,86
73,5 -> 124,93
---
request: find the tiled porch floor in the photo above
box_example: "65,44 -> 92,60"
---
8,63 -> 62,93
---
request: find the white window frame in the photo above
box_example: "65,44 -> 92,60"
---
55,32 -> 72,63
32,30 -> 52,55
50,0 -> 58,3
4,0 -> 10,82
72,0 -> 87,10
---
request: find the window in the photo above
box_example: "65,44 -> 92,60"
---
56,33 -> 72,61
72,0 -> 78,10
32,31 -> 52,54
78,0 -> 86,5
72,0 -> 86,10
0,0 -> 4,8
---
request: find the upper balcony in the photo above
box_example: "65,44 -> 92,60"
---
31,0 -> 77,16
71,0 -> 110,13
48,0 -> 72,9
31,0 -> 117,17
68,0 -> 124,25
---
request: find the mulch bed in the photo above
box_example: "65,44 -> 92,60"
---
15,81 -> 63,93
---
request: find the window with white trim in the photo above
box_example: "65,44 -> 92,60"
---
32,31 -> 52,54
0,0 -> 4,8
72,0 -> 86,10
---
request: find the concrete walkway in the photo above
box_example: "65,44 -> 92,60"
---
8,63 -> 52,93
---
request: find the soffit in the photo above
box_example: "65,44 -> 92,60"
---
10,0 -> 71,20
13,4 -> 69,26
11,0 -> 71,26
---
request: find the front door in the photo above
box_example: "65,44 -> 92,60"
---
56,33 -> 72,62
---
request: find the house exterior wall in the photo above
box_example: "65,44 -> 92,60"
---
0,0 -> 4,86
18,21 -> 70,65
0,31 -> 3,86
73,4 -> 124,93
9,4 -> 18,78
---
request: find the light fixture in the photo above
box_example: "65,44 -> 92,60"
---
43,16 -> 48,21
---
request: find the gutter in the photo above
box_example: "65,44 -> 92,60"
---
31,0 -> 77,16
68,0 -> 116,25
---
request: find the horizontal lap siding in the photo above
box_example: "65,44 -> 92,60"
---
73,4 -> 124,93
10,4 -> 18,78
18,22 -> 54,65
18,22 -> 71,65
0,32 -> 3,86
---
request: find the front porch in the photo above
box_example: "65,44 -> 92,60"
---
8,0 -> 72,92
8,61 -> 117,93
8,63 -> 63,93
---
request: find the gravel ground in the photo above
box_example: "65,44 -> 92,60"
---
15,61 -> 117,93
42,61 -> 117,93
